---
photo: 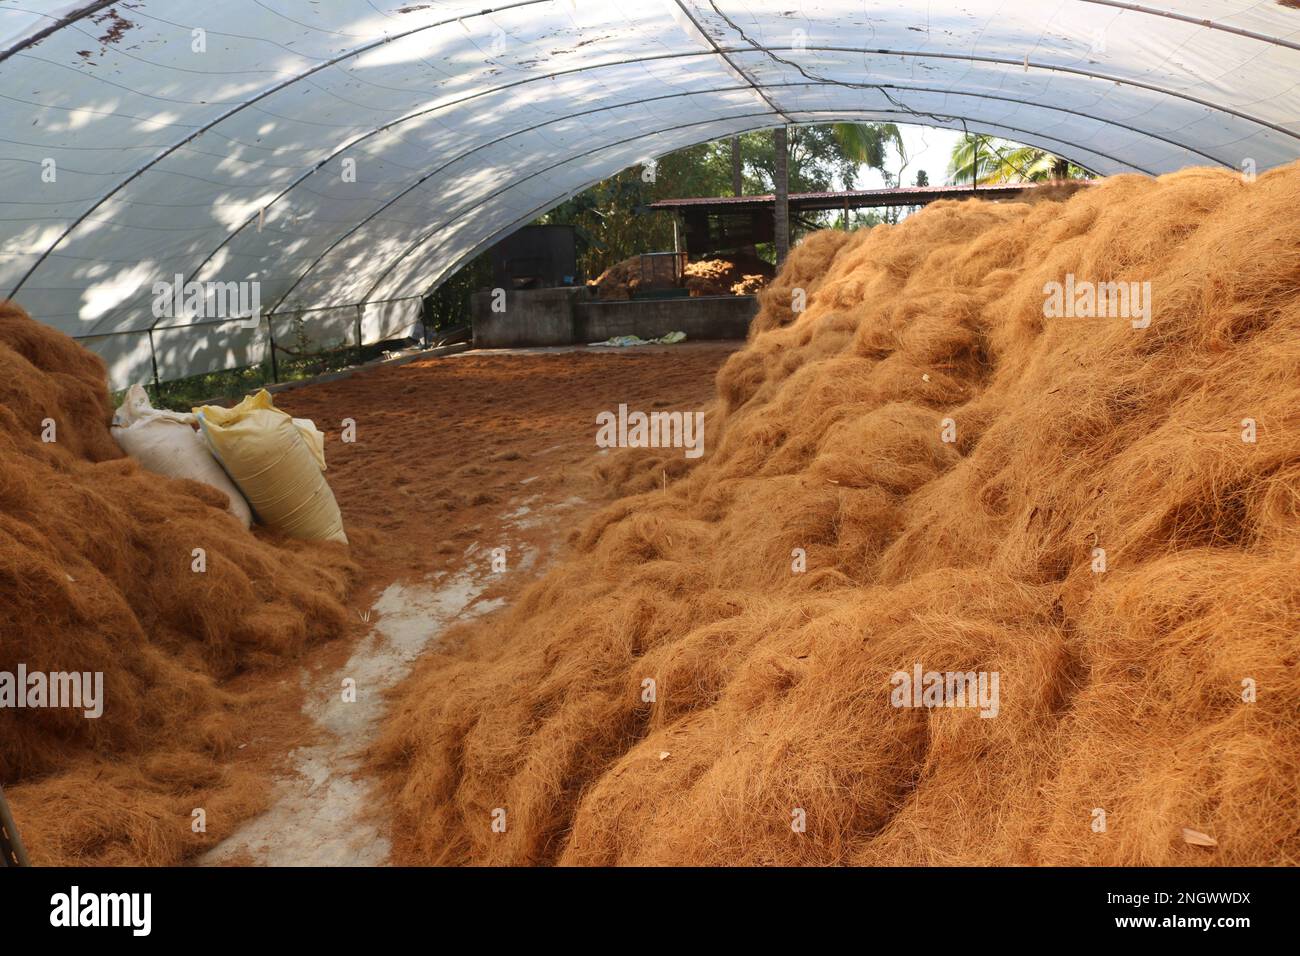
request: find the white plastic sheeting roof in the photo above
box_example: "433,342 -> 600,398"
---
2,1 -> 1298,386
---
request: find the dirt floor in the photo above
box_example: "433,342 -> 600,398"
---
197,341 -> 739,864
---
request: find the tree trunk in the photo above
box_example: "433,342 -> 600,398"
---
773,126 -> 789,267
731,136 -> 742,196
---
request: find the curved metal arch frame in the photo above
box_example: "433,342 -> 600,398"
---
354,106 -> 1147,310
392,108 -> 1131,311
753,46 -> 1300,142
1075,0 -> 1300,52
6,0 -> 1295,65
3,0 -> 552,300
8,3 -> 1298,314
238,78 -> 1226,320
0,1 -> 120,65
151,47 -> 1268,329
671,0 -> 794,124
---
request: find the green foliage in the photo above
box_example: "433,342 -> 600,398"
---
423,251 -> 491,332
121,338 -> 403,413
947,134 -> 1093,184
539,166 -> 676,280
742,125 -> 890,193
830,123 -> 905,180
538,123 -> 905,277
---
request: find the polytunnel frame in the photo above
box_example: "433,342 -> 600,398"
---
3,0 -> 1298,389
265,77 -> 1237,318
123,95 -> 1138,391
135,36 -> 1295,323
9,8 -> 1299,314
105,97 -> 1111,393
2,0 -> 558,303
29,39 -> 1297,317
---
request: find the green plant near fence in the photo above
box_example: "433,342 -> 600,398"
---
423,252 -> 491,333
116,337 -> 401,413
105,253 -> 492,413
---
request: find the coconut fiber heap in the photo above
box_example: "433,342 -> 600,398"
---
0,303 -> 356,865
375,162 -> 1300,866
587,256 -> 646,300
591,253 -> 773,299
683,253 -> 774,297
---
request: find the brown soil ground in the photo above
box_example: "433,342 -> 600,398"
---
275,343 -> 738,596
194,342 -> 740,861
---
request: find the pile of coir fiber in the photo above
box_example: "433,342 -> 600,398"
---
682,253 -> 774,297
375,161 -> 1299,866
590,253 -> 772,299
0,303 -> 356,865
587,256 -> 645,299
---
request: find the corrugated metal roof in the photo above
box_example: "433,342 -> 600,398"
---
650,182 -> 1060,212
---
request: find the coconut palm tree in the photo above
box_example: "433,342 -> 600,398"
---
832,123 -> 906,178
947,133 -> 1090,185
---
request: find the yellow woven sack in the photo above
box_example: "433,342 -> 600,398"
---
193,390 -> 347,543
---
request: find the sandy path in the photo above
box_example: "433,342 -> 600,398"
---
202,490 -> 585,865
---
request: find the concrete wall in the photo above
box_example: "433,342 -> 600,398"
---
471,287 -> 756,347
575,295 -> 755,343
471,287 -> 586,348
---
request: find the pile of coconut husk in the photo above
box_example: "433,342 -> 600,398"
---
590,253 -> 774,299
0,303 -> 356,865
375,162 -> 1300,866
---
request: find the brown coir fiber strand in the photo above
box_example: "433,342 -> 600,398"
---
375,162 -> 1300,866
0,303 -> 357,865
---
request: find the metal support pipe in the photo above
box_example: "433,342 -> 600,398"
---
354,305 -> 364,365
147,328 -> 161,396
266,315 -> 280,384
0,785 -> 30,867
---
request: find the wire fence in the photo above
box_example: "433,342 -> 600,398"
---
75,296 -> 432,400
